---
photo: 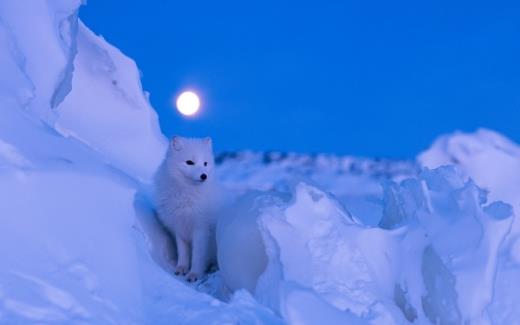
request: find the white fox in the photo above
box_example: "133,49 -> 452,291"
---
154,136 -> 218,282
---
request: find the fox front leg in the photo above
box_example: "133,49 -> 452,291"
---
175,236 -> 190,276
186,230 -> 210,282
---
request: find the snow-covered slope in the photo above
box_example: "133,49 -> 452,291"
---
2,1 -> 520,324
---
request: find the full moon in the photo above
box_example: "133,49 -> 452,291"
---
176,91 -> 200,116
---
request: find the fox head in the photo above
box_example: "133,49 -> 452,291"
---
167,136 -> 215,184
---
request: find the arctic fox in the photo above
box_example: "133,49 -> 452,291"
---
154,136 -> 218,282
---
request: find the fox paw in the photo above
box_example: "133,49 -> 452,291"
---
186,272 -> 200,283
174,265 -> 189,276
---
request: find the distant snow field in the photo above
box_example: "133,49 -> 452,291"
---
1,1 -> 519,324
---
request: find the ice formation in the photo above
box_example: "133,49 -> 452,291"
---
419,129 -> 520,323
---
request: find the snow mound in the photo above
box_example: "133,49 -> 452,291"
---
218,166 -> 515,324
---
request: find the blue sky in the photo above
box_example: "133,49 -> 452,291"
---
80,0 -> 520,158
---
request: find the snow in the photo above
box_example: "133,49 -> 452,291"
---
419,129 -> 520,323
218,165 -> 515,324
2,1 -> 520,324
55,20 -> 167,183
216,151 -> 417,226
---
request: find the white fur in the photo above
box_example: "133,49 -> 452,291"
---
154,136 -> 218,282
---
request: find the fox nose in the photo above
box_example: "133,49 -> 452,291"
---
200,173 -> 207,181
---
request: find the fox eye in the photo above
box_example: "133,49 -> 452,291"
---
204,162 -> 208,166
186,160 -> 195,165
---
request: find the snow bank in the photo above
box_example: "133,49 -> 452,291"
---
0,0 -> 166,183
54,20 -> 167,183
218,166 -> 514,324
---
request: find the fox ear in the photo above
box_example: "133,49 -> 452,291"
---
171,136 -> 183,151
